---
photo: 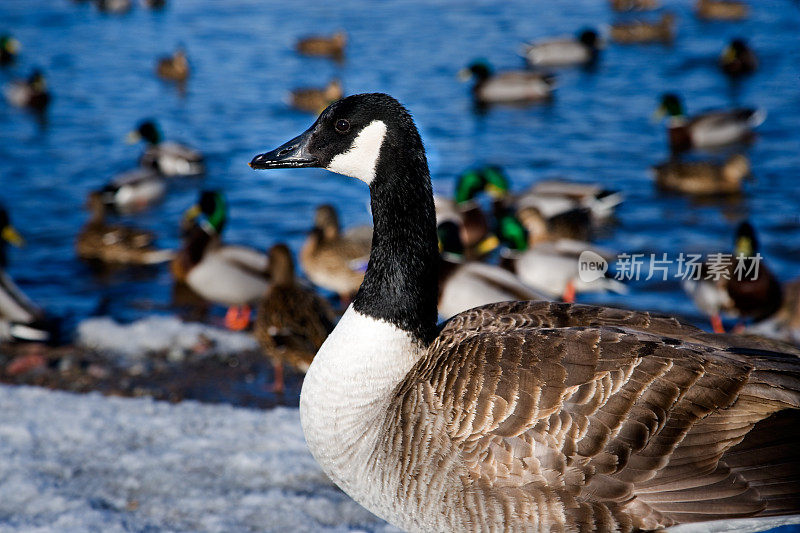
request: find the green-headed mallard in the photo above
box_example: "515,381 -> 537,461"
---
173,191 -> 270,330
695,0 -> 748,20
652,153 -> 750,195
522,28 -> 601,68
656,93 -> 765,153
290,79 -> 343,114
459,61 -> 555,105
4,69 -> 49,112
76,191 -> 173,265
98,167 -> 166,214
610,12 -> 676,44
254,243 -> 336,394
720,38 -> 757,77
683,221 -> 782,333
437,221 -> 549,319
609,0 -> 659,11
0,34 -> 21,66
300,204 -> 371,302
127,120 -> 205,176
156,48 -> 189,82
296,31 -> 346,60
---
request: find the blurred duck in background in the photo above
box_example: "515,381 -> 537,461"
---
96,167 -> 166,214
609,0 -> 659,11
522,28 -> 601,68
459,61 -> 555,106
141,0 -> 166,9
684,221 -> 782,333
720,38 -> 757,77
172,191 -> 270,330
254,244 -> 336,394
156,48 -> 190,83
610,12 -> 676,44
95,0 -> 131,14
4,69 -> 49,112
653,154 -> 750,195
0,34 -> 20,66
127,120 -> 205,176
437,221 -> 549,319
502,202 -> 593,247
300,204 -> 371,303
513,179 -> 623,224
0,207 -> 52,343
290,79 -> 343,114
296,31 -> 347,61
76,191 -> 173,266
655,93 -> 765,153
747,278 -> 800,347
695,0 -> 748,20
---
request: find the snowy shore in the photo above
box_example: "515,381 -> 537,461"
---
0,385 -> 396,533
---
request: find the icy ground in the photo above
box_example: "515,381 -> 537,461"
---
0,385 -> 397,533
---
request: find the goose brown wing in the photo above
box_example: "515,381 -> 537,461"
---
390,301 -> 800,530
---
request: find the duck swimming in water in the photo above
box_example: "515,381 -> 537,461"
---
250,93 -> 800,532
127,120 -> 205,176
459,61 -> 555,106
522,28 -> 601,68
4,69 -> 49,112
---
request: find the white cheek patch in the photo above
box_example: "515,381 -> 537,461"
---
325,120 -> 387,184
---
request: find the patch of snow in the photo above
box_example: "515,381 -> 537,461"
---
0,385 -> 397,533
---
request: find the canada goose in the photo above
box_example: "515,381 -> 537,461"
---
127,120 -> 205,176
652,153 -> 750,195
97,167 -> 166,214
437,221 -> 549,319
95,0 -> 131,14
0,34 -> 20,66
684,221 -> 783,333
720,38 -> 757,77
156,48 -> 189,82
296,31 -> 347,60
254,244 -> 336,394
609,0 -> 659,11
173,191 -> 269,330
76,191 -> 173,265
0,208 -> 51,343
290,79 -> 343,114
696,0 -> 748,20
523,28 -> 601,68
656,93 -> 765,153
300,204 -> 370,302
4,69 -> 49,112
459,61 -> 555,105
251,93 -> 800,532
610,12 -> 676,44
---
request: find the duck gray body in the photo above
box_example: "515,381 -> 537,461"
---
251,93 -> 800,533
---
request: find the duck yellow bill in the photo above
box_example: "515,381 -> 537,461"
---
1,225 -> 24,247
485,183 -> 507,199
475,234 -> 500,255
183,204 -> 201,222
457,68 -> 472,82
126,131 -> 142,144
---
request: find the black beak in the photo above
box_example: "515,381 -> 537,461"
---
249,127 -> 319,169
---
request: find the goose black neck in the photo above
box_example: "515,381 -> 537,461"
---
352,145 -> 440,345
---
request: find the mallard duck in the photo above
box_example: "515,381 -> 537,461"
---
173,191 -> 269,330
4,69 -> 49,112
290,79 -> 343,114
459,61 -> 555,105
0,207 -> 51,343
254,243 -> 336,394
515,179 -> 624,222
0,34 -> 20,66
684,221 -> 783,333
508,203 -> 593,246
696,0 -> 748,20
610,12 -> 676,44
296,31 -> 346,60
127,120 -> 205,176
300,204 -> 370,302
97,167 -> 166,214
653,153 -> 750,195
250,93 -> 800,533
437,221 -> 549,319
156,48 -> 189,82
523,28 -> 601,68
720,38 -> 757,77
76,191 -> 173,265
609,0 -> 659,11
95,0 -> 131,14
656,93 -> 765,153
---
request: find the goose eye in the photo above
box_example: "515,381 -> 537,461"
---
335,119 -> 350,133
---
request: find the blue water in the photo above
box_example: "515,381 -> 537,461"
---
1,0 -> 799,334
